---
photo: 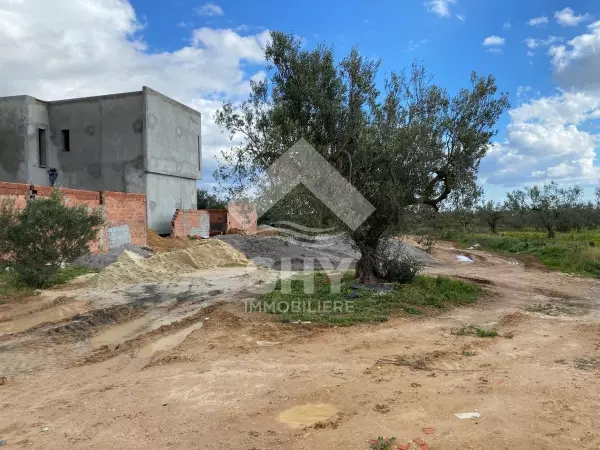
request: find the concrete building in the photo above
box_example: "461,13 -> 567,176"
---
0,87 -> 201,233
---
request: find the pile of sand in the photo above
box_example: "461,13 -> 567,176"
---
95,239 -> 249,288
147,230 -> 191,253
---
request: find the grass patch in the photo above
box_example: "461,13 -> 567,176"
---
49,266 -> 98,285
459,231 -> 600,277
0,265 -> 97,300
453,324 -> 498,338
255,272 -> 482,326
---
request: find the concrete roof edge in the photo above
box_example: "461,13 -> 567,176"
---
142,86 -> 201,117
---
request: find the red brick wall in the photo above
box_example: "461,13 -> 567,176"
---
171,209 -> 210,237
102,191 -> 147,248
227,202 -> 257,233
0,182 -> 147,252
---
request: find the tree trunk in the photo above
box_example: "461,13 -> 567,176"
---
546,226 -> 556,239
355,245 -> 379,283
353,230 -> 383,283
490,222 -> 497,234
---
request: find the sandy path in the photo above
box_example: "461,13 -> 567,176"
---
1,243 -> 600,449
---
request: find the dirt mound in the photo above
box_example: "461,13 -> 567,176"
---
147,230 -> 191,253
74,244 -> 153,269
95,240 -> 249,288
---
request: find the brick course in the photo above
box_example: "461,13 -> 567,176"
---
0,182 -> 147,252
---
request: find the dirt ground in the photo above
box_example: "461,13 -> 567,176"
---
2,242 -> 600,449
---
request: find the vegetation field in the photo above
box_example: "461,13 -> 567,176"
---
458,230 -> 600,277
255,272 -> 482,326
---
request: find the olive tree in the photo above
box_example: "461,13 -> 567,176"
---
479,200 -> 503,234
215,32 -> 509,281
506,182 -> 582,238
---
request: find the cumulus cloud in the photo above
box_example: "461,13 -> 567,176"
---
550,21 -> 600,89
195,2 -> 224,17
0,0 -> 269,181
482,36 -> 505,46
482,85 -> 600,185
527,16 -> 549,27
555,7 -> 591,27
483,19 -> 600,187
424,0 -> 456,18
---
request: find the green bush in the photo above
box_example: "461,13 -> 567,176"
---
0,190 -> 105,287
376,240 -> 424,284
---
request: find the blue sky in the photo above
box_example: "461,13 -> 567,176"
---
1,0 -> 599,202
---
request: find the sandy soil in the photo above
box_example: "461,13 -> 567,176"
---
2,242 -> 600,449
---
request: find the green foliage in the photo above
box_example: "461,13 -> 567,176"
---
256,273 -> 481,326
197,188 -> 227,210
49,266 -> 98,285
0,265 -> 96,300
506,182 -> 583,238
476,327 -> 499,338
376,241 -> 424,283
0,190 -> 105,287
215,31 -> 509,280
454,324 -> 498,338
461,231 -> 600,277
370,437 -> 396,450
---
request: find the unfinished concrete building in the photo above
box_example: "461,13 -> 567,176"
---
0,87 -> 201,234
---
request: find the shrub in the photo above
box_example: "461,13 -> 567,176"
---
0,190 -> 105,287
376,239 -> 424,284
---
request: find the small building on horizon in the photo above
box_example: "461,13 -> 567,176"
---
0,86 -> 202,234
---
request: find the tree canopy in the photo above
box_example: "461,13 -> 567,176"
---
215,31 -> 510,280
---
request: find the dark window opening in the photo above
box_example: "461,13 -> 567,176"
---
38,129 -> 47,167
62,130 -> 70,152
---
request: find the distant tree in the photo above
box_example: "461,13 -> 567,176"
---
479,200 -> 503,234
197,188 -> 227,210
215,31 -> 509,281
444,183 -> 483,232
506,182 -> 582,238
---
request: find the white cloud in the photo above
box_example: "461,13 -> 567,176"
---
483,85 -> 600,185
524,35 -> 564,50
482,36 -> 505,46
407,38 -> 431,51
550,21 -> 600,89
483,20 -> 600,187
555,7 -> 591,27
424,0 -> 456,18
527,16 -> 549,27
503,21 -> 512,29
195,2 -> 224,17
0,0 -> 269,179
486,48 -> 503,55
456,14 -> 465,22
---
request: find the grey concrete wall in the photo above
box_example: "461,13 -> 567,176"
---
48,92 -> 145,192
27,98 -> 56,186
0,96 -> 29,182
144,87 -> 201,233
146,173 -> 197,233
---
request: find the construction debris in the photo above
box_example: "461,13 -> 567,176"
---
95,240 -> 249,287
454,411 -> 481,419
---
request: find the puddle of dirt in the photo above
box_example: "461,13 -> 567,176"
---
136,322 -> 204,358
0,301 -> 88,334
278,404 -> 338,428
91,315 -> 158,348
